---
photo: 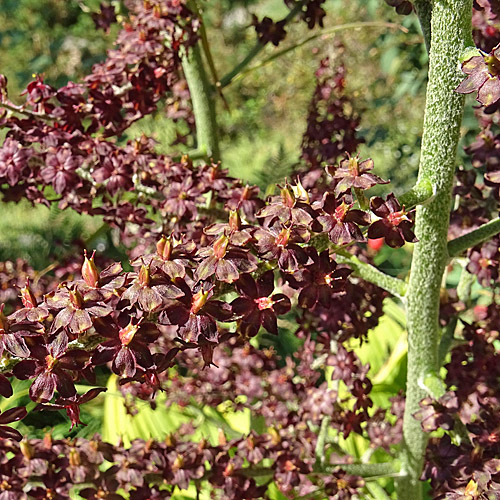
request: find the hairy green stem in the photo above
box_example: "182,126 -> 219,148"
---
317,461 -> 402,478
448,217 -> 500,257
335,252 -> 407,299
398,178 -> 434,209
182,44 -> 220,161
399,2 -> 472,498
314,416 -> 331,466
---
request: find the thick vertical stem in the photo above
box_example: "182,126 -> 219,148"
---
399,1 -> 472,498
182,43 -> 220,161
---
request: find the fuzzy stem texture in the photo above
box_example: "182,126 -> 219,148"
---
335,252 -> 407,299
398,178 -> 434,209
399,1 -> 472,498
182,44 -> 220,161
447,217 -> 500,257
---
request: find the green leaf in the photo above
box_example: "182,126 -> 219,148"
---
419,371 -> 446,400
266,482 -> 289,500
459,46 -> 482,63
365,482 -> 392,500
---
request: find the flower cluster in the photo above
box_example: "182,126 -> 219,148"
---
0,0 -> 435,497
0,428 -> 367,499
300,57 -> 363,185
419,322 -> 500,498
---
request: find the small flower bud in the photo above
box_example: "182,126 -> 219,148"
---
69,448 -> 81,467
276,227 -> 291,248
20,279 -> 37,308
291,177 -> 309,203
119,319 -> 141,346
280,182 -> 295,208
228,210 -> 241,231
190,289 -> 209,315
82,250 -> 99,288
156,235 -> 172,261
20,439 -> 35,460
213,234 -> 229,260
43,432 -> 53,449
138,264 -> 151,286
69,289 -> 83,309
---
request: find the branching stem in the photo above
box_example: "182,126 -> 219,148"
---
218,0 -> 307,88
398,178 -> 434,209
335,251 -> 407,299
182,44 -> 220,161
447,218 -> 500,257
399,2 -> 472,498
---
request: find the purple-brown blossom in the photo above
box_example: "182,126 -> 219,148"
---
231,272 -> 291,336
368,194 -> 417,248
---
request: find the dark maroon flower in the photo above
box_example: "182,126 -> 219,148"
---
20,74 -> 55,110
121,264 -> 183,313
231,271 -> 291,336
253,16 -> 287,46
0,138 -> 32,186
368,193 -> 417,248
1,304 -> 43,359
327,155 -> 388,196
285,248 -> 351,308
301,0 -> 327,28
40,147 -> 81,195
253,223 -> 309,272
79,470 -> 124,500
204,210 -> 254,247
413,393 -> 459,433
9,279 -> 50,323
45,286 -> 112,336
0,406 -> 27,441
456,44 -> 500,106
467,238 -> 500,285
161,177 -> 205,218
257,182 -> 314,226
92,153 -> 134,196
195,234 -> 257,283
225,185 -> 265,221
91,317 -> 159,378
34,388 -> 107,430
160,281 -> 232,343
92,3 -> 117,33
132,235 -> 196,278
317,193 -> 370,245
13,333 -> 89,402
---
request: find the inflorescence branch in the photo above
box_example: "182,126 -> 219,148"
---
447,217 -> 500,257
218,0 -> 308,88
398,178 -> 434,210
336,251 -> 408,299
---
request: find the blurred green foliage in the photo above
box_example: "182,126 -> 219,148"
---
0,0 -> 117,99
0,202 -> 104,269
